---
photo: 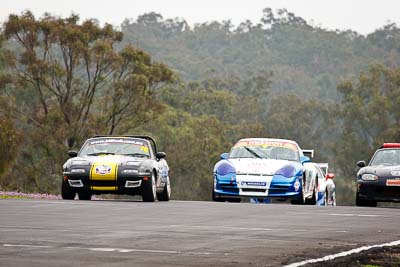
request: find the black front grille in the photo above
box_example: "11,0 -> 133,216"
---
271,185 -> 289,189
242,188 -> 266,193
269,189 -> 288,194
217,186 -> 239,193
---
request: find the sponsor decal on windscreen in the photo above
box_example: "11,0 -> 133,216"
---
234,140 -> 298,151
90,139 -> 145,146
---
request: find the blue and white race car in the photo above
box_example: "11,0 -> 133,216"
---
212,138 -> 314,204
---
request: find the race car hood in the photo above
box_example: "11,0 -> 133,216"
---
358,165 -> 400,177
228,158 -> 299,175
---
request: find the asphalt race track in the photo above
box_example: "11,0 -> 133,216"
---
0,199 -> 399,267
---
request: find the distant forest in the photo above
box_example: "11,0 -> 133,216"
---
1,9 -> 400,204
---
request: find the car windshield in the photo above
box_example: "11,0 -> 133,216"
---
79,138 -> 150,158
370,149 -> 400,166
229,140 -> 299,161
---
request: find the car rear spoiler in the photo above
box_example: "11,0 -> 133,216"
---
302,149 -> 314,158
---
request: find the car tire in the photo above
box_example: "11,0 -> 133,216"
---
306,188 -> 317,205
355,193 -> 364,206
291,177 -> 306,205
157,177 -> 171,201
61,181 -> 76,200
227,198 -> 241,203
212,188 -> 224,202
306,179 -> 317,205
142,172 -> 157,202
356,193 -> 377,207
78,192 -> 92,200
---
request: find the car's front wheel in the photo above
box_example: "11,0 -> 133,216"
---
227,198 -> 241,203
356,193 -> 377,207
142,172 -> 157,202
291,177 -> 306,205
78,191 -> 92,200
157,177 -> 171,201
305,178 -> 317,205
212,188 -> 224,202
61,181 -> 76,200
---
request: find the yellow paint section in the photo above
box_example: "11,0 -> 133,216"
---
91,186 -> 118,191
90,160 -> 119,181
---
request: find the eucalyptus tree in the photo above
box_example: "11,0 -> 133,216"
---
1,11 -> 175,148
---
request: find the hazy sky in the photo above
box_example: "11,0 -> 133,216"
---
2,0 -> 399,35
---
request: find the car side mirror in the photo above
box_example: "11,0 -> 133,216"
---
156,152 -> 166,159
326,173 -> 335,179
68,150 -> 78,158
356,160 -> 366,168
300,156 -> 311,164
220,153 -> 228,160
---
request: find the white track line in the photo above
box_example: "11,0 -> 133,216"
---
165,225 -> 272,231
328,213 -> 383,217
3,244 -> 212,255
284,239 -> 400,267
3,244 -> 51,248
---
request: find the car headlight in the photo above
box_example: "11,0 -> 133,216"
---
139,166 -> 151,174
275,165 -> 296,178
71,160 -> 90,166
70,169 -> 86,173
123,169 -> 139,174
361,174 -> 378,181
216,163 -> 236,176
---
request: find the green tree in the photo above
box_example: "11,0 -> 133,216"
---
264,93 -> 337,154
335,64 -> 400,203
1,11 -> 175,147
0,97 -> 20,189
337,64 -> 400,166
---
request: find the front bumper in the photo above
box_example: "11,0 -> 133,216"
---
63,172 -> 150,195
214,174 -> 302,199
357,181 -> 400,202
